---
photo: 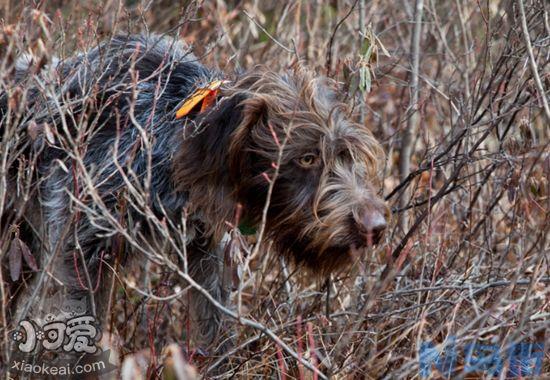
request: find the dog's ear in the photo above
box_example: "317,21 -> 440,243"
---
228,96 -> 268,183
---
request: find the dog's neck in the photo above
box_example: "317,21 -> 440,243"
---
172,93 -> 249,241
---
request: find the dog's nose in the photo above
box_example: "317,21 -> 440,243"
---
357,210 -> 387,245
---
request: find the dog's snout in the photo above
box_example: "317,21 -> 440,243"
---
357,210 -> 387,245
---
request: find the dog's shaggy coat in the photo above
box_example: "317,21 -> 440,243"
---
1,34 -> 388,345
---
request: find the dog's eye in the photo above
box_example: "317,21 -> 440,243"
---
297,154 -> 318,168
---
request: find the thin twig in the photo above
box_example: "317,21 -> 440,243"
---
243,10 -> 293,53
398,0 -> 424,232
517,0 -> 550,123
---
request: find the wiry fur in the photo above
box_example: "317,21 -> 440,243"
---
1,34 -> 387,347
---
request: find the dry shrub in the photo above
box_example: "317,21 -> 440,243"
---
1,0 -> 548,378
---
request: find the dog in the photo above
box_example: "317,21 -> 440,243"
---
1,34 -> 388,348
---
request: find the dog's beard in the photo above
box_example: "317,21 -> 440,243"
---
271,226 -> 373,276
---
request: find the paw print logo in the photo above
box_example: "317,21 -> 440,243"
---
36,330 -> 45,341
11,330 -> 23,342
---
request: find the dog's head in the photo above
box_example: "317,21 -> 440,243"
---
225,67 -> 388,274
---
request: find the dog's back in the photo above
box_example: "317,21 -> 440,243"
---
2,34 -> 215,224
1,34 -> 219,320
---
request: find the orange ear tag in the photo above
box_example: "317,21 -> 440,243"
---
175,80 -> 225,119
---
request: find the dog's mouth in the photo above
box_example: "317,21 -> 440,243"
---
270,218 -> 387,274
327,239 -> 384,261
276,231 -> 386,275
311,211 -> 387,252
329,227 -> 386,252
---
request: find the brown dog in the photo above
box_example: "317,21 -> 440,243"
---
1,34 -> 387,347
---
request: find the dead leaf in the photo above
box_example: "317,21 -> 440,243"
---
43,123 -> 55,144
8,238 -> 22,281
162,344 -> 198,380
18,238 -> 38,271
27,120 -> 43,141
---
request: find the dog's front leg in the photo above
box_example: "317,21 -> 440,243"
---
186,235 -> 231,351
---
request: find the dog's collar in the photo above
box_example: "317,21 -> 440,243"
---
238,219 -> 257,236
175,80 -> 227,119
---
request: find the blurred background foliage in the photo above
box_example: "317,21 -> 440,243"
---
1,0 -> 548,378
